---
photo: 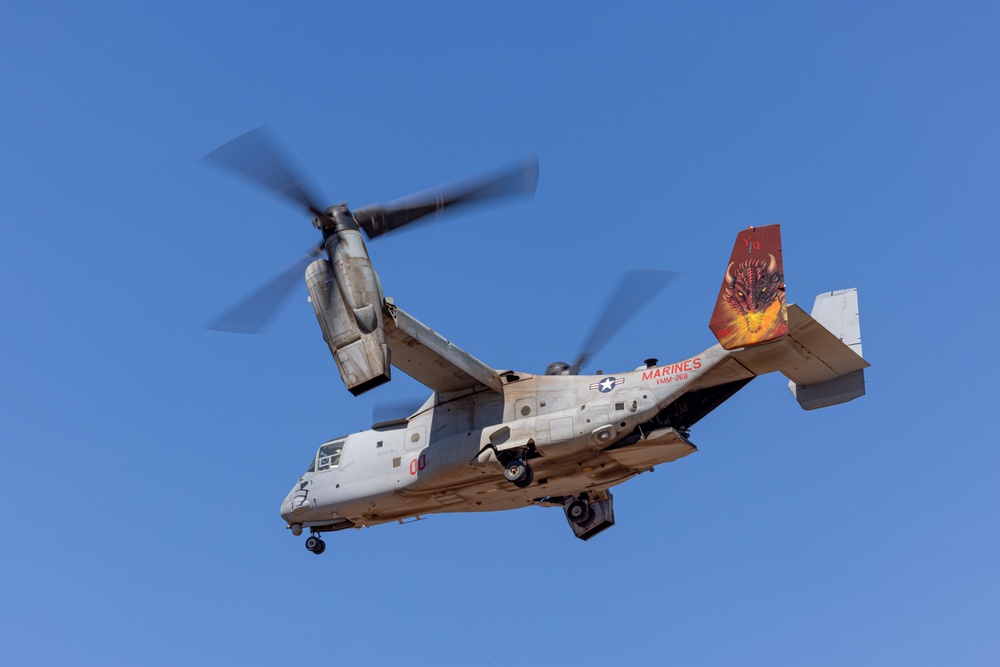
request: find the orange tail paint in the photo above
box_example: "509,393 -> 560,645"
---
709,225 -> 787,350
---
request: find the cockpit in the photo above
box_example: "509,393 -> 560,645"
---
305,438 -> 346,474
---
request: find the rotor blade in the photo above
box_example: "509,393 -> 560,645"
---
571,270 -> 677,374
202,127 -> 327,217
353,158 -> 539,239
206,245 -> 322,334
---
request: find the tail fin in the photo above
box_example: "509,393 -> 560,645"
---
709,224 -> 787,350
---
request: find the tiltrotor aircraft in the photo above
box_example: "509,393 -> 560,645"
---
205,129 -> 870,555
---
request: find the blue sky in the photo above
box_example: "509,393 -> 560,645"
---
2,1 -> 998,665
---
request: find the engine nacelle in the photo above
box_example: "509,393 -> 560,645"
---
306,240 -> 390,395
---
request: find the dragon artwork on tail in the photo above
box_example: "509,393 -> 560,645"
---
710,225 -> 788,350
724,254 -> 784,334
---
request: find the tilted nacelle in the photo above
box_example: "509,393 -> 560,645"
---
306,222 -> 390,396
204,129 -> 538,397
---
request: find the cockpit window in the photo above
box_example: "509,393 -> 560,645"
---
316,439 -> 345,472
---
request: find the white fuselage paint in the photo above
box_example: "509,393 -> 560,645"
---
280,344 -> 742,531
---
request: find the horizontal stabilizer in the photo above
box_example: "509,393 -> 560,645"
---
785,289 -> 868,410
789,370 -> 866,410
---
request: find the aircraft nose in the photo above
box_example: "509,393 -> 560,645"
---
279,492 -> 294,522
281,481 -> 312,523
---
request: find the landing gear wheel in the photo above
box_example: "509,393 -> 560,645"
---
513,464 -> 534,488
503,459 -> 534,488
503,459 -> 526,482
305,536 -> 326,554
566,499 -> 591,525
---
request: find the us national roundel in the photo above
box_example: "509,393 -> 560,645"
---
590,377 -> 625,393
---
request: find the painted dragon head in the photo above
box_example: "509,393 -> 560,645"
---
724,254 -> 784,333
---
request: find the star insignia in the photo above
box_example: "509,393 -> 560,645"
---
590,376 -> 625,393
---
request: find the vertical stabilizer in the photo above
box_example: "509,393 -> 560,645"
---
710,225 -> 787,350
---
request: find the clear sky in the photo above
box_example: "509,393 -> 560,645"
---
2,2 -> 998,665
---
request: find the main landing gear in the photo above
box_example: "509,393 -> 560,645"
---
562,490 -> 615,541
502,457 -> 534,488
566,498 -> 592,525
305,534 -> 326,555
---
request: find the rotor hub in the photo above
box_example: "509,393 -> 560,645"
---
545,361 -> 571,376
313,203 -> 358,235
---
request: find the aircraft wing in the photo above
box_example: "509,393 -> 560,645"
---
383,302 -> 503,394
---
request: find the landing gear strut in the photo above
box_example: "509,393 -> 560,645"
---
503,457 -> 534,488
305,534 -> 326,555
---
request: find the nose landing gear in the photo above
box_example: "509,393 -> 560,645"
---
305,534 -> 326,555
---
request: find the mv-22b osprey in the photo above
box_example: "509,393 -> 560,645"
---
205,129 -> 869,555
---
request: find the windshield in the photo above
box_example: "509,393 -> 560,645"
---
314,439 -> 345,472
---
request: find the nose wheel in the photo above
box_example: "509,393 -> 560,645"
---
305,534 -> 326,555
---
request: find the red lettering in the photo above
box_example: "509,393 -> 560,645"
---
643,357 -> 702,384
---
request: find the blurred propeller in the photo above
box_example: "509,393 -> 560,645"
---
205,245 -> 323,333
371,397 -> 431,427
201,127 -> 327,217
556,270 -> 676,374
354,158 -> 539,238
203,127 -> 538,240
203,126 -> 538,333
